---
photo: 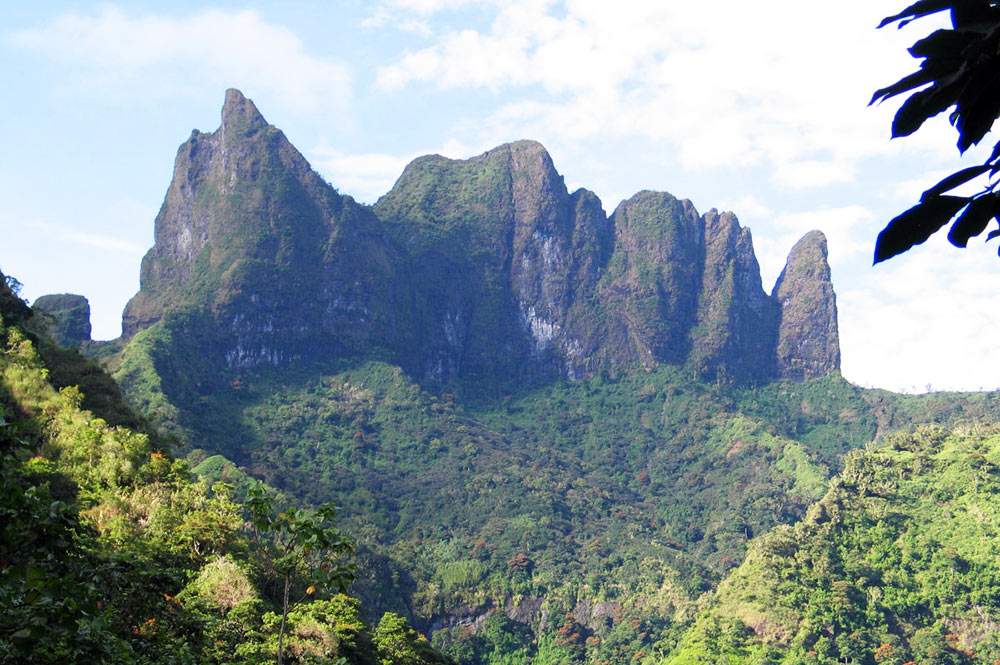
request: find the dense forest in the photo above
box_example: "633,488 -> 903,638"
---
8,83 -> 1000,663
7,259 -> 1000,664
0,272 -> 452,664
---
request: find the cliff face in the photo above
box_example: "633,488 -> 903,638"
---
120,90 -> 840,386
122,89 -> 403,368
595,191 -> 703,369
690,210 -> 779,383
773,230 -> 840,381
374,140 -> 614,383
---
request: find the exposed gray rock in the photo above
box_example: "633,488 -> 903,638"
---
689,210 -> 779,383
120,89 -> 841,388
122,88 -> 403,369
596,191 -> 703,368
773,230 -> 840,381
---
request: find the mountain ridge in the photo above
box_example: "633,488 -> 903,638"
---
20,89 -> 1000,665
76,89 -> 840,389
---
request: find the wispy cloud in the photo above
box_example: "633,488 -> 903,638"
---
310,137 -> 485,204
374,1 -> 950,182
11,6 -> 352,114
22,219 -> 147,255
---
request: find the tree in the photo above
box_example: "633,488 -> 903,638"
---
871,0 -> 1000,263
246,483 -> 355,665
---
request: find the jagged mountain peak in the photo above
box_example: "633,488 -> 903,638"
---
220,88 -> 268,138
120,90 -> 842,386
773,230 -> 840,381
33,293 -> 91,347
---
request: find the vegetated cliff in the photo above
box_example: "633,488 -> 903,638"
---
121,89 -> 406,368
0,273 -> 454,665
26,91 -> 1000,665
773,230 -> 840,381
665,424 -> 1000,665
113,89 -> 839,392
33,293 -> 91,347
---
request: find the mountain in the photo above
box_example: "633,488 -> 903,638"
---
29,90 -> 1000,664
33,293 -> 92,347
113,89 -> 838,391
122,89 -> 404,367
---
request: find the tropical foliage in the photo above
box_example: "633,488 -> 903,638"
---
872,0 -> 1000,262
0,273 -> 452,665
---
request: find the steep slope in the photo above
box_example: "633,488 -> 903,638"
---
0,271 -> 453,665
774,230 -> 840,381
374,140 -> 614,384
666,423 -> 1000,665
594,191 -> 703,369
90,90 -> 1000,663
118,90 -> 842,395
122,89 -> 404,369
690,210 -> 778,383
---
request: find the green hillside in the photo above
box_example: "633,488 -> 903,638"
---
99,298 -> 998,664
666,423 -> 1000,664
0,273 -> 452,665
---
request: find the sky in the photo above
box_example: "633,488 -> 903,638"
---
2,0 -> 999,393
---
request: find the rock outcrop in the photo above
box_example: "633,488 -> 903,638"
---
120,89 -> 841,387
690,210 -> 779,383
374,140 -> 614,383
122,89 -> 403,368
596,191 -> 703,369
773,230 -> 840,381
33,293 -> 92,347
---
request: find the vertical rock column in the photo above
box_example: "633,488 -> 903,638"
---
773,230 -> 840,381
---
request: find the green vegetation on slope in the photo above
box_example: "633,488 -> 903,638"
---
109,306 -> 1000,665
667,423 -> 1000,665
0,274 -> 453,665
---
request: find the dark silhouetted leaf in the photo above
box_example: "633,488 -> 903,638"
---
922,164 -> 991,199
988,228 -> 1000,241
951,1 -> 997,28
947,194 -> 996,246
909,27 -> 970,57
875,195 -> 969,263
955,71 -> 1000,151
878,0 -> 955,28
870,68 -> 942,106
891,76 -> 965,137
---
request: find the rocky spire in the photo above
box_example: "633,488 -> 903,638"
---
121,89 -> 399,368
773,230 -> 840,381
220,88 -> 268,139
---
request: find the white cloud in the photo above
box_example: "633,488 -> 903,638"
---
773,160 -> 856,189
19,218 -> 147,256
724,195 -> 773,220
386,0 -> 482,14
751,205 -> 876,288
62,231 -> 147,256
310,137 -> 484,203
310,145 -> 418,204
11,6 -> 352,114
362,7 -> 434,36
374,0 -> 953,183
839,241 -> 1000,392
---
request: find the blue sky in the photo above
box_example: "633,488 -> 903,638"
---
3,1 -> 999,392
